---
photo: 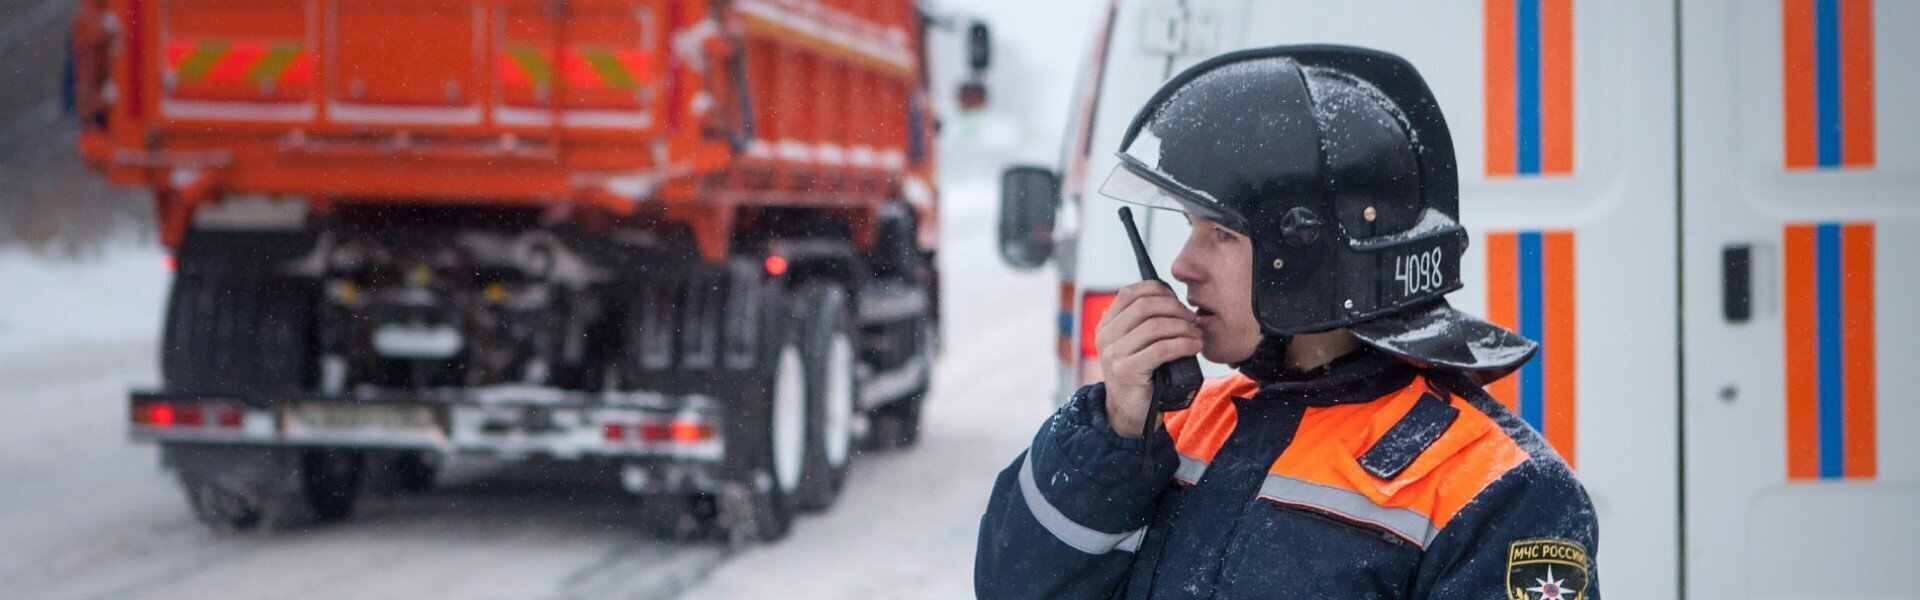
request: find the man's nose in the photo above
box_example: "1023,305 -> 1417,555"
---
1170,240 -> 1205,286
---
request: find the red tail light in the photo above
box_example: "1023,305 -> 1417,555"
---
215,406 -> 243,428
134,400 -> 245,429
638,423 -> 674,443
145,403 -> 176,426
174,403 -> 205,426
607,418 -> 714,446
669,421 -> 713,443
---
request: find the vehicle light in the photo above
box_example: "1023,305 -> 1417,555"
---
144,402 -> 176,427
603,423 -> 628,443
638,423 -> 674,443
1078,290 -> 1119,386
175,403 -> 205,426
764,255 -> 788,277
1080,290 -> 1118,359
669,421 -> 713,443
215,405 -> 244,428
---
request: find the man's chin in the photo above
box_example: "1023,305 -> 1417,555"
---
1200,339 -> 1259,366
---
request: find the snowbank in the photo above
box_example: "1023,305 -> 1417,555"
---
0,246 -> 170,359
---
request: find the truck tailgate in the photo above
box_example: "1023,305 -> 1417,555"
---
156,0 -> 662,132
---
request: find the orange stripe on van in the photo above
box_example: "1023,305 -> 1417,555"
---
1539,0 -> 1574,174
1271,379 -> 1529,530
1781,225 -> 1820,479
1542,232 -> 1577,467
1839,0 -> 1875,167
1840,223 -> 1876,478
1484,232 -> 1520,411
1781,0 -> 1817,169
1483,0 -> 1517,177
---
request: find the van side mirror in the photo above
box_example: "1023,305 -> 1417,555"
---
998,165 -> 1059,270
966,21 -> 992,71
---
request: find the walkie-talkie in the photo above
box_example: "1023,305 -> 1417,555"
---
1118,207 -> 1204,478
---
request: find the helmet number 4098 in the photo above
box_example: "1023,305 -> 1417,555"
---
1395,248 -> 1445,299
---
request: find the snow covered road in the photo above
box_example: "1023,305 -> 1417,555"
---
0,185 -> 1063,599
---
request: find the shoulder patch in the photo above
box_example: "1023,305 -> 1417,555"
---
1506,538 -> 1590,600
1357,392 -> 1460,480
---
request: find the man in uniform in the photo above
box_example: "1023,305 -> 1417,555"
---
975,45 -> 1600,599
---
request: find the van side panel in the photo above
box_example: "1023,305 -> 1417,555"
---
1682,0 -> 1920,597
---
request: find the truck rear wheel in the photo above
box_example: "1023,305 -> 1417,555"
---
184,480 -> 266,532
867,315 -> 933,450
301,448 -> 363,522
637,493 -> 721,542
170,445 -> 349,532
717,336 -> 802,543
162,231 -> 317,393
793,283 -> 857,512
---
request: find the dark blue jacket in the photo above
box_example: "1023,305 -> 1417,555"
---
976,352 -> 1599,599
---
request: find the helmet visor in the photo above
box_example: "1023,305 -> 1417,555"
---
1097,154 -> 1250,234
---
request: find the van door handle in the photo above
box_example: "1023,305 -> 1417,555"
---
1722,244 -> 1753,323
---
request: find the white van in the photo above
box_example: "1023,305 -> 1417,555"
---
996,0 -> 1916,597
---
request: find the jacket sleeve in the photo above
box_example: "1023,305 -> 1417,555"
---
1412,460 -> 1602,600
975,383 -> 1178,600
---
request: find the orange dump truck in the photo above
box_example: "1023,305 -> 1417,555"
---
71,0 -> 985,540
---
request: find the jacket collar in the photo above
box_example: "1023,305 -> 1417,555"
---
1239,342 -> 1417,407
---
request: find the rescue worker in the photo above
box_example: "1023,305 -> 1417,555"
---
975,45 -> 1599,599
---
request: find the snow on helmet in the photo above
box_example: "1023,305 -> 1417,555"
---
1097,45 -> 1535,374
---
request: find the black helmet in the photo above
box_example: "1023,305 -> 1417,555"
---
1098,45 -> 1534,374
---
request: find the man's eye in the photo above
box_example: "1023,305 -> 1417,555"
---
1213,228 -> 1234,242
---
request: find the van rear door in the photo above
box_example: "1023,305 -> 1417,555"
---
1680,1 -> 1919,597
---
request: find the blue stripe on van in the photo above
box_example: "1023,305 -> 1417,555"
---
1515,0 -> 1542,175
1517,231 -> 1544,429
1815,223 -> 1844,477
1814,0 -> 1842,167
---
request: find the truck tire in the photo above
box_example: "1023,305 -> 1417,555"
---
162,232 -> 317,394
793,283 -> 858,512
716,320 -> 803,542
389,451 -> 438,495
637,493 -> 721,542
867,315 -> 933,450
301,448 -> 363,522
177,449 -> 359,530
184,480 -> 266,532
870,393 -> 925,449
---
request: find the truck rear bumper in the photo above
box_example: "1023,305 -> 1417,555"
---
128,386 -> 725,462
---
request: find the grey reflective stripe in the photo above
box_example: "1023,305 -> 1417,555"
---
1174,453 -> 1207,483
1017,452 -> 1148,554
1257,474 -> 1441,548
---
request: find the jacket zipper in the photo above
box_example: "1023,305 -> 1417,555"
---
1263,500 -> 1408,548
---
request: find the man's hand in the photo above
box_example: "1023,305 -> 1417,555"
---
1096,281 -> 1203,439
